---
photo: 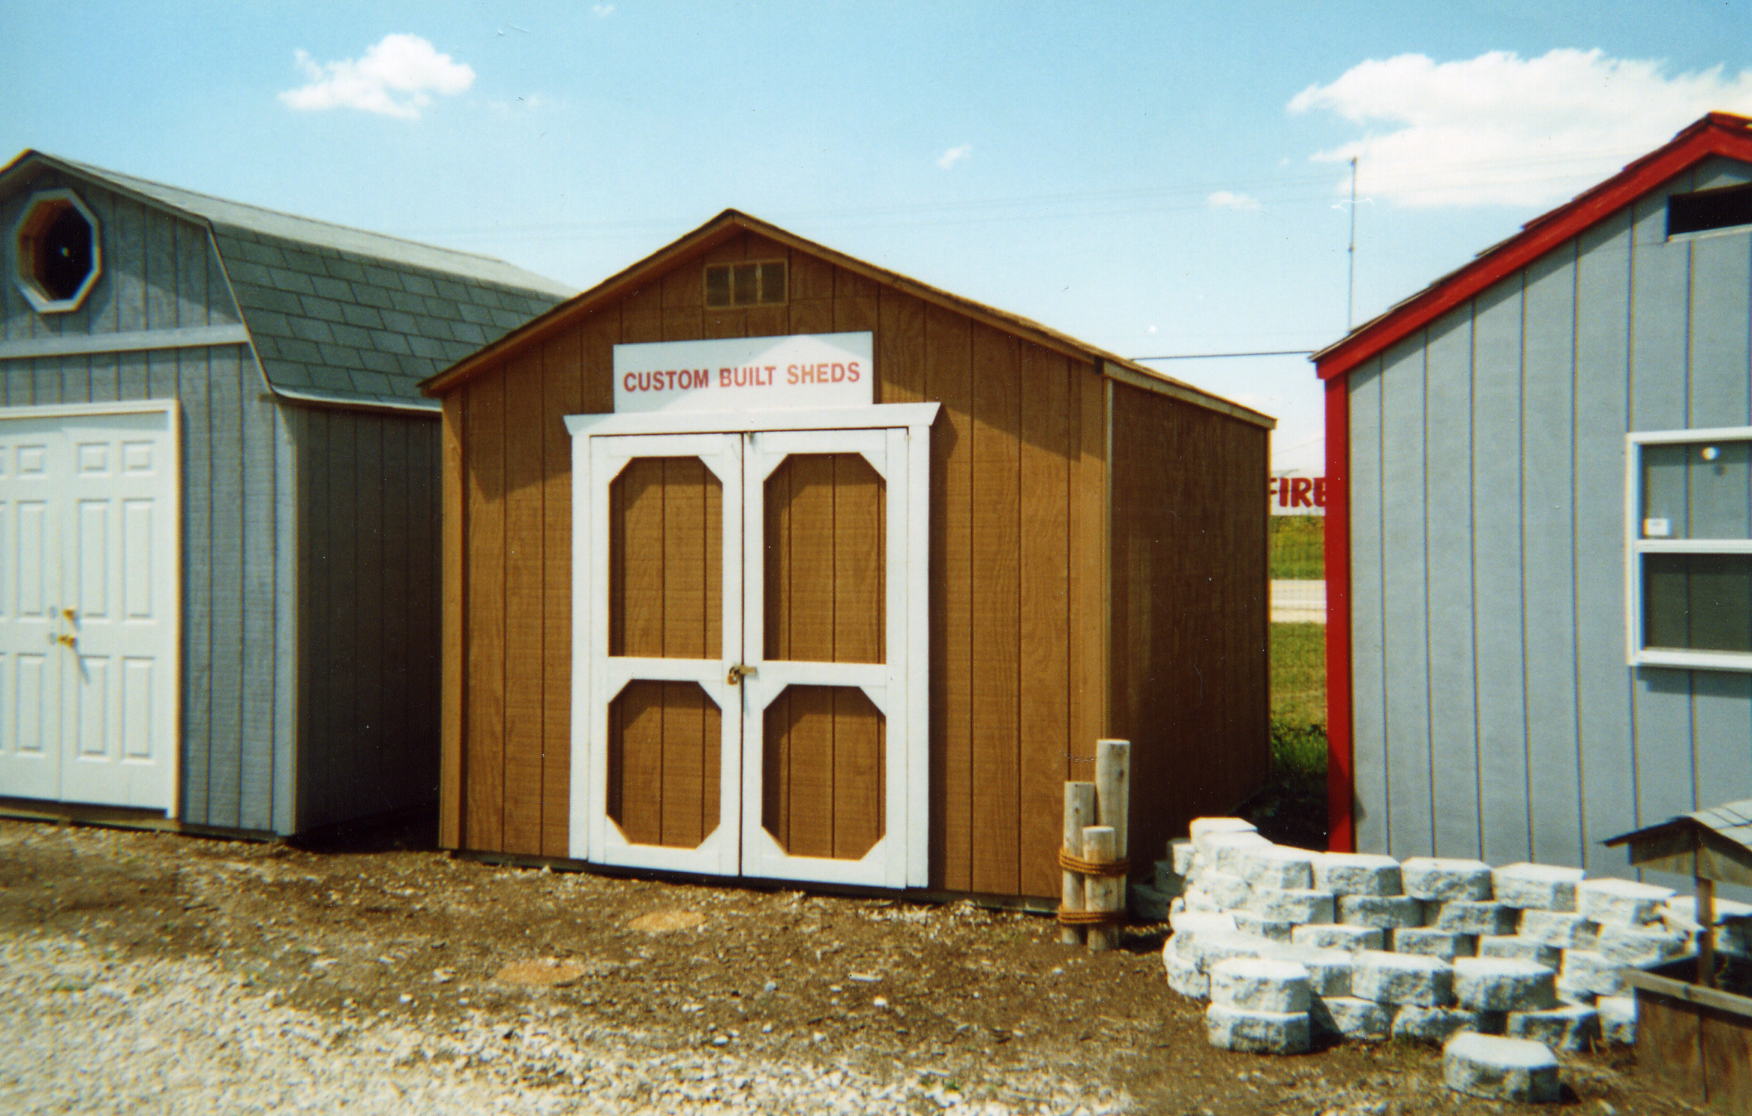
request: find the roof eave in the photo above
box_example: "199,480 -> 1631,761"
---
1316,113 -> 1752,382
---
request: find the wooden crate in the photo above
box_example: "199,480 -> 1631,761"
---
1626,959 -> 1752,1113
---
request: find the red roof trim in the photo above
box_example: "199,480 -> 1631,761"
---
1316,113 -> 1752,382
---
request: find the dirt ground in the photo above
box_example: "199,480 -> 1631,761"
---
0,816 -> 1711,1114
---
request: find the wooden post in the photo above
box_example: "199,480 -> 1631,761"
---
1084,826 -> 1120,951
1697,875 -> 1716,989
1060,781 -> 1096,946
1093,738 -> 1132,949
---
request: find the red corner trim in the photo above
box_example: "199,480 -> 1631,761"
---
1316,114 -> 1752,383
1323,376 -> 1354,852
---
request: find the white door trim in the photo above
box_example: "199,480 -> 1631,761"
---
566,403 -> 936,887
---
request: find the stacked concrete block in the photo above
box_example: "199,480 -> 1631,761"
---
1314,853 -> 1402,896
1391,927 -> 1474,960
1402,857 -> 1493,902
1452,958 -> 1557,1012
1477,935 -> 1561,969
1338,894 -> 1423,929
1493,863 -> 1584,911
1506,1004 -> 1599,1051
1443,1033 -> 1562,1103
1596,996 -> 1637,1046
1205,958 -> 1312,1054
1292,923 -> 1384,952
1310,996 -> 1393,1042
1159,818 -> 1662,1054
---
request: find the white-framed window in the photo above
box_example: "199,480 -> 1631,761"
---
1626,427 -> 1752,671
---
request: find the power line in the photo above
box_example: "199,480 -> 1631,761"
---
1131,350 -> 1314,361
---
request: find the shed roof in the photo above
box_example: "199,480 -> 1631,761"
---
1314,112 -> 1752,382
1604,798 -> 1752,887
420,208 -> 1273,428
0,150 -> 572,411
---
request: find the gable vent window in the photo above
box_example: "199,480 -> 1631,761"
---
12,189 -> 103,314
704,260 -> 786,308
1667,181 -> 1752,238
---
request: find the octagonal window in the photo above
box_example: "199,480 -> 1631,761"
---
13,189 -> 102,314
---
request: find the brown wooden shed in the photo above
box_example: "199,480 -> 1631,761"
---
422,210 -> 1272,903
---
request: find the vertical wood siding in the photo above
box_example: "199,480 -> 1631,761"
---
1347,157 -> 1752,871
442,230 -> 1115,897
287,405 -> 441,831
1108,383 -> 1270,871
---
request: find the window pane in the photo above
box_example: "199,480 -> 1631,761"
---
1644,553 -> 1752,653
732,263 -> 758,305
704,265 -> 731,307
1640,439 -> 1751,539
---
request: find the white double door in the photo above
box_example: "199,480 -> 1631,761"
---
568,406 -> 935,888
0,403 -> 178,811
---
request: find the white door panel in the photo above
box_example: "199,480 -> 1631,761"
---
0,405 -> 178,811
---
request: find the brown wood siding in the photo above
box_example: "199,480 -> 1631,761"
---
1107,380 -> 1269,870
608,457 -> 723,658
763,453 -> 884,663
442,230 -> 1110,899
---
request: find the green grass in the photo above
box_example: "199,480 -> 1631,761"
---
1270,516 -> 1324,580
1251,620 -> 1329,848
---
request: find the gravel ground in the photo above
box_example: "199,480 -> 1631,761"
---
0,819 -> 1705,1115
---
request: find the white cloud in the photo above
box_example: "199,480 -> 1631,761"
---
1207,190 -> 1261,211
280,33 -> 475,120
592,4 -> 616,15
1289,49 -> 1752,207
936,143 -> 973,170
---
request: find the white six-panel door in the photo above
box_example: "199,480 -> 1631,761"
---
0,403 -> 178,812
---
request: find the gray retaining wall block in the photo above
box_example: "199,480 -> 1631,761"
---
1493,863 -> 1584,911
1210,958 -> 1312,1013
1164,943 -> 1210,1000
1247,887 -> 1336,924
1394,1006 -> 1496,1044
1190,932 -> 1278,974
1183,886 -> 1221,912
1170,837 -> 1197,877
1351,951 -> 1454,1006
1191,818 -> 1262,863
1596,996 -> 1636,1045
1205,1004 -> 1311,1054
1314,853 -> 1403,896
1558,950 -> 1625,999
1506,1004 -> 1599,1052
1519,909 -> 1599,949
1338,894 -> 1423,929
1233,911 -> 1293,941
1292,924 -> 1384,952
1268,944 -> 1355,998
1235,844 -> 1317,891
1209,834 -> 1275,879
1170,909 -> 1238,937
1201,870 -> 1252,910
1392,928 -> 1475,960
1596,922 -> 1689,967
1402,857 -> 1493,901
1477,935 -> 1562,969
1442,1033 -> 1561,1103
1311,996 -> 1393,1042
1429,900 -> 1516,936
1576,878 -> 1677,927
1452,958 -> 1558,1012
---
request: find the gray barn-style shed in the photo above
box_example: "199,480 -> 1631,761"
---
1317,113 -> 1752,875
0,151 -> 568,835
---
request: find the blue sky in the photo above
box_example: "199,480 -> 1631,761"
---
7,1 -> 1752,470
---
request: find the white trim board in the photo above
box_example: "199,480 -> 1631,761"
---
0,324 -> 252,361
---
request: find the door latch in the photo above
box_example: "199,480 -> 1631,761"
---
56,634 -> 77,649
726,663 -> 758,685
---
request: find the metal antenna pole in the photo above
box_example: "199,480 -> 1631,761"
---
1346,156 -> 1359,330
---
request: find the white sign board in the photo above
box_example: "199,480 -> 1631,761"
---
613,332 -> 873,414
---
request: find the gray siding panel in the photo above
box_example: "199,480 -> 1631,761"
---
1471,281 -> 1532,864
1520,247 -> 1583,864
1380,342 -> 1434,853
1571,213 -> 1637,875
205,349 -> 247,827
1347,359 -> 1390,851
1424,312 -> 1481,857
